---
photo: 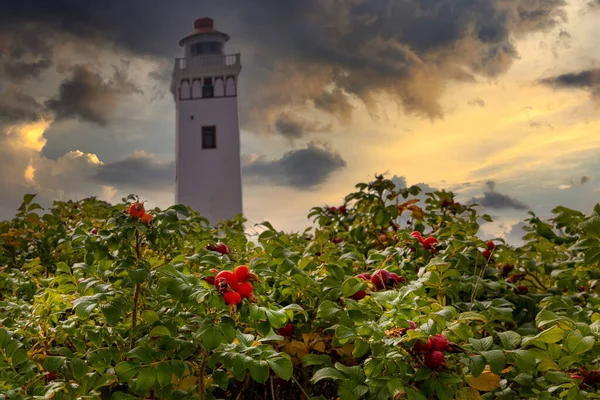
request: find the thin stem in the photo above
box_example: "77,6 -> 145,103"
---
525,271 -> 547,290
130,283 -> 141,350
198,355 -> 208,400
270,375 -> 276,400
291,375 -> 311,400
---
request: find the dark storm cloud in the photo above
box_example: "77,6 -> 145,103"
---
45,64 -> 142,126
93,153 -> 174,190
274,113 -> 332,139
470,180 -> 529,210
539,68 -> 600,99
0,86 -> 45,123
243,142 -> 346,189
0,0 -> 569,133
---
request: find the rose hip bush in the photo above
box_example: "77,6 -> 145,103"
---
0,176 -> 599,400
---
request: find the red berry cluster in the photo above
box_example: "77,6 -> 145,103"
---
571,370 -> 600,390
410,231 -> 439,254
204,265 -> 260,311
413,334 -> 460,370
127,201 -> 153,225
326,205 -> 347,215
206,241 -> 231,255
481,241 -> 495,261
349,270 -> 406,300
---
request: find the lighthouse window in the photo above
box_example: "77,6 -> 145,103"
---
190,42 -> 223,56
202,126 -> 216,149
202,78 -> 214,98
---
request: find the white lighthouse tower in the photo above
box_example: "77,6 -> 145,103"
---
172,17 -> 243,224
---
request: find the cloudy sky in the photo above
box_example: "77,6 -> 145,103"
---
1,0 -> 600,244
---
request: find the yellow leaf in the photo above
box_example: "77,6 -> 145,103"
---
333,343 -> 355,357
465,371 -> 501,391
456,387 -> 482,400
312,341 -> 327,353
174,376 -> 197,391
284,340 -> 309,360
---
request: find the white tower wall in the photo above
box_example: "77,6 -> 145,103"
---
172,18 -> 243,225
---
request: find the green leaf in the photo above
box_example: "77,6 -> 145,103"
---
302,354 -> 332,368
141,310 -> 160,324
249,360 -> 270,384
136,366 -> 157,393
149,326 -> 171,338
43,356 -> 65,372
128,268 -> 149,284
525,325 -> 565,345
157,362 -> 172,387
406,388 -> 428,400
266,309 -> 288,328
202,327 -> 223,351
468,336 -> 494,352
469,355 -> 486,378
212,369 -> 229,390
335,325 -> 357,344
115,361 -> 141,382
481,350 -> 506,375
267,357 -> 293,380
497,331 -> 522,350
126,346 -> 155,364
100,302 -> 123,326
579,216 -> 600,238
564,332 -> 595,355
71,358 -> 89,380
342,277 -> 366,298
311,367 -> 346,384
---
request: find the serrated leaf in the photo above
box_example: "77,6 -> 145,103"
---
136,366 -> 157,393
249,360 -> 270,384
156,362 -> 172,387
497,331 -> 521,350
43,356 -> 65,372
202,327 -> 222,350
480,350 -> 506,374
311,367 -> 346,384
267,357 -> 293,380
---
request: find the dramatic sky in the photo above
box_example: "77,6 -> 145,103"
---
2,0 -> 600,244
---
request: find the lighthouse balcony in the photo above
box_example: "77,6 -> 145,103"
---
174,54 -> 241,76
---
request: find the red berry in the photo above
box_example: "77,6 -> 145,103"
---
128,202 -> 145,218
327,207 -> 337,215
236,282 -> 253,298
338,205 -> 346,214
516,284 -> 528,294
215,271 -> 238,292
410,231 -> 423,243
214,242 -> 231,255
234,265 -> 250,282
390,273 -> 406,283
481,249 -> 491,259
422,237 -> 438,250
90,228 -> 98,235
356,273 -> 371,281
204,276 -> 215,285
425,351 -> 446,369
408,321 -> 417,330
486,241 -> 496,250
350,290 -> 366,300
223,291 -> 242,305
332,237 -> 343,244
413,338 -> 433,352
371,270 -> 398,290
279,323 -> 294,337
46,371 -> 56,382
431,334 -> 449,351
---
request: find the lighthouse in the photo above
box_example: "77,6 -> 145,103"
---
172,17 -> 243,225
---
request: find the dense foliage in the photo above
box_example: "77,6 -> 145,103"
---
1,176 -> 600,399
